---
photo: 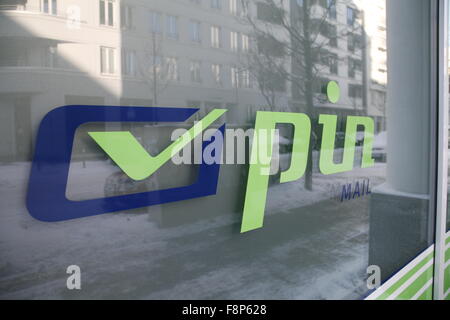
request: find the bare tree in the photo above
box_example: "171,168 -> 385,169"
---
137,32 -> 175,106
239,0 -> 366,190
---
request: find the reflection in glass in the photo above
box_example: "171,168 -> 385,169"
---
0,0 -> 438,300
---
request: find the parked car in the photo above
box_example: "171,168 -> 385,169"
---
372,131 -> 387,162
104,168 -> 159,214
269,135 -> 293,184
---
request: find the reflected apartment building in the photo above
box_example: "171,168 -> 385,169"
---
288,0 -> 386,132
0,0 -> 386,161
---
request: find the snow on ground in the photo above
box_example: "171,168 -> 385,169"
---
0,159 -> 386,299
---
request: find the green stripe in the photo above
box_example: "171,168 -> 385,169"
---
376,252 -> 434,300
443,233 -> 450,295
417,286 -> 433,300
395,266 -> 433,300
445,264 -> 450,293
371,232 -> 449,300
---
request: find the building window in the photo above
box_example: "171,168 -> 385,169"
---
190,60 -> 202,83
152,55 -> 163,78
348,33 -> 361,52
230,31 -> 239,52
150,12 -> 162,33
319,0 -> 336,19
348,33 -> 355,52
320,22 -> 337,47
211,64 -> 222,85
121,5 -> 133,29
371,90 -> 386,108
241,34 -> 249,52
348,57 -> 362,78
231,66 -> 239,88
211,0 -> 221,10
166,57 -> 179,81
42,0 -> 57,15
166,15 -> 179,39
347,7 -> 356,26
348,84 -> 363,99
256,2 -> 283,25
189,20 -> 201,43
329,53 -> 338,75
327,0 -> 337,20
122,50 -> 135,76
100,47 -> 115,74
328,25 -> 338,47
230,0 -> 238,15
257,35 -> 285,57
211,25 -> 221,48
314,78 -> 330,95
45,46 -> 58,68
241,69 -> 251,88
100,0 -> 114,26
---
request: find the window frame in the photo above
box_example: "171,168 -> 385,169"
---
100,0 -> 115,27
100,46 -> 116,75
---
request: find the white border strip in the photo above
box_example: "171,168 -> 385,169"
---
445,288 -> 450,300
366,246 -> 434,300
387,260 -> 434,300
433,0 -> 449,300
411,278 -> 433,300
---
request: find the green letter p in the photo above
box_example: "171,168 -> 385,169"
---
241,112 -> 311,233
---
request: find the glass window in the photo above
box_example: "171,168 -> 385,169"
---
42,0 -> 56,15
230,0 -> 238,15
42,0 -> 49,13
166,15 -> 178,39
242,34 -> 249,52
190,60 -> 202,83
100,0 -> 114,26
100,46 -> 115,74
230,31 -> 239,52
348,33 -> 356,52
347,6 -> 355,26
45,46 -> 57,68
328,0 -> 337,20
0,0 -> 446,301
211,0 -> 221,10
165,57 -> 178,81
150,12 -> 162,33
108,1 -> 114,26
241,69 -> 251,88
211,63 -> 222,85
121,5 -> 133,29
99,0 -> 105,24
189,20 -> 201,43
211,25 -> 221,48
231,66 -> 239,88
122,50 -> 135,76
257,1 -> 283,25
348,57 -> 362,78
329,53 -> 338,75
51,0 -> 57,15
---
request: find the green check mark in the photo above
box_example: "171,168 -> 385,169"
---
88,109 -> 227,181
